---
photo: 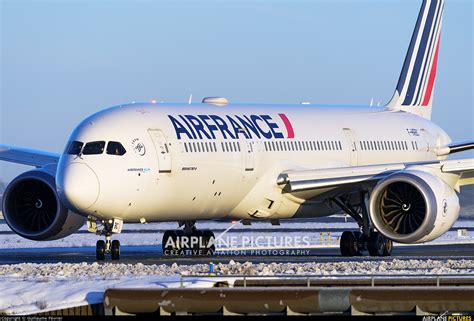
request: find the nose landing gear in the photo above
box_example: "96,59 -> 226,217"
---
88,217 -> 123,261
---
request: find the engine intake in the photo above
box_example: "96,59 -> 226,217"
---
378,181 -> 427,235
369,170 -> 459,244
2,170 -> 86,241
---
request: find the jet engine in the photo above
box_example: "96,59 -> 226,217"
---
369,170 -> 459,244
2,169 -> 86,241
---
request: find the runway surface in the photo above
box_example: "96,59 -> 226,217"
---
1,243 -> 473,265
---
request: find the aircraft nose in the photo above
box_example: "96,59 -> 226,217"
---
57,163 -> 99,211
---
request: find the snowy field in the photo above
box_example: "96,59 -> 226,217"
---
1,259 -> 474,315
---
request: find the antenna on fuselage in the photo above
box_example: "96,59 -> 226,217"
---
188,94 -> 193,104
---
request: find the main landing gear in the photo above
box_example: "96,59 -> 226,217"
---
88,217 -> 122,261
333,193 -> 393,257
162,221 -> 216,256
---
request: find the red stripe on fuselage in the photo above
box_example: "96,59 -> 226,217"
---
278,113 -> 295,138
422,35 -> 441,107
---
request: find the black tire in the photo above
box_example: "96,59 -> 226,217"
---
191,230 -> 203,251
340,231 -> 358,256
382,238 -> 393,256
162,230 -> 177,254
111,240 -> 120,260
202,230 -> 216,255
96,240 -> 106,261
368,232 -> 391,256
175,230 -> 185,250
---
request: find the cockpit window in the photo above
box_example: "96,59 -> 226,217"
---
82,141 -> 106,155
67,141 -> 84,155
106,141 -> 127,156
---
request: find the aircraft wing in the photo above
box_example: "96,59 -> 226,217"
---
277,158 -> 474,195
0,144 -> 60,168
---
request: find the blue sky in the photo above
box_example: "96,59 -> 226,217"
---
0,0 -> 472,181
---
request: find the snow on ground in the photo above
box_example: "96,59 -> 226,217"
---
1,259 -> 474,315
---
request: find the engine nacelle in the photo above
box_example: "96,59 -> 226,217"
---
369,170 -> 459,244
2,169 -> 86,241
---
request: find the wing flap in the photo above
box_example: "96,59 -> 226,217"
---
0,144 -> 60,168
440,158 -> 474,188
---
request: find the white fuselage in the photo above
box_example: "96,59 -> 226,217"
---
56,103 -> 450,223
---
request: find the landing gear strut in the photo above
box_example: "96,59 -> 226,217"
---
333,193 -> 393,257
88,217 -> 122,261
162,221 -> 216,256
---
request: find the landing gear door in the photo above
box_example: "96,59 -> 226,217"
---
148,129 -> 172,173
343,128 -> 358,166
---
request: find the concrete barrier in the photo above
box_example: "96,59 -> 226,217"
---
103,286 -> 474,316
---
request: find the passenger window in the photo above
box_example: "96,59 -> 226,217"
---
106,141 -> 127,156
67,141 -> 84,155
83,141 -> 105,155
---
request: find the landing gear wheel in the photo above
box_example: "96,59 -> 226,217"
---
340,231 -> 360,257
163,221 -> 216,256
191,230 -> 203,252
175,230 -> 185,251
368,232 -> 392,256
111,240 -> 120,260
162,230 -> 177,254
96,240 -> 106,261
202,230 -> 216,255
382,238 -> 393,256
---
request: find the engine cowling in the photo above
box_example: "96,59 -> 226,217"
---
2,169 -> 86,241
369,170 -> 459,244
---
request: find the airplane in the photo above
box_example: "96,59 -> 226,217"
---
1,0 -> 473,260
